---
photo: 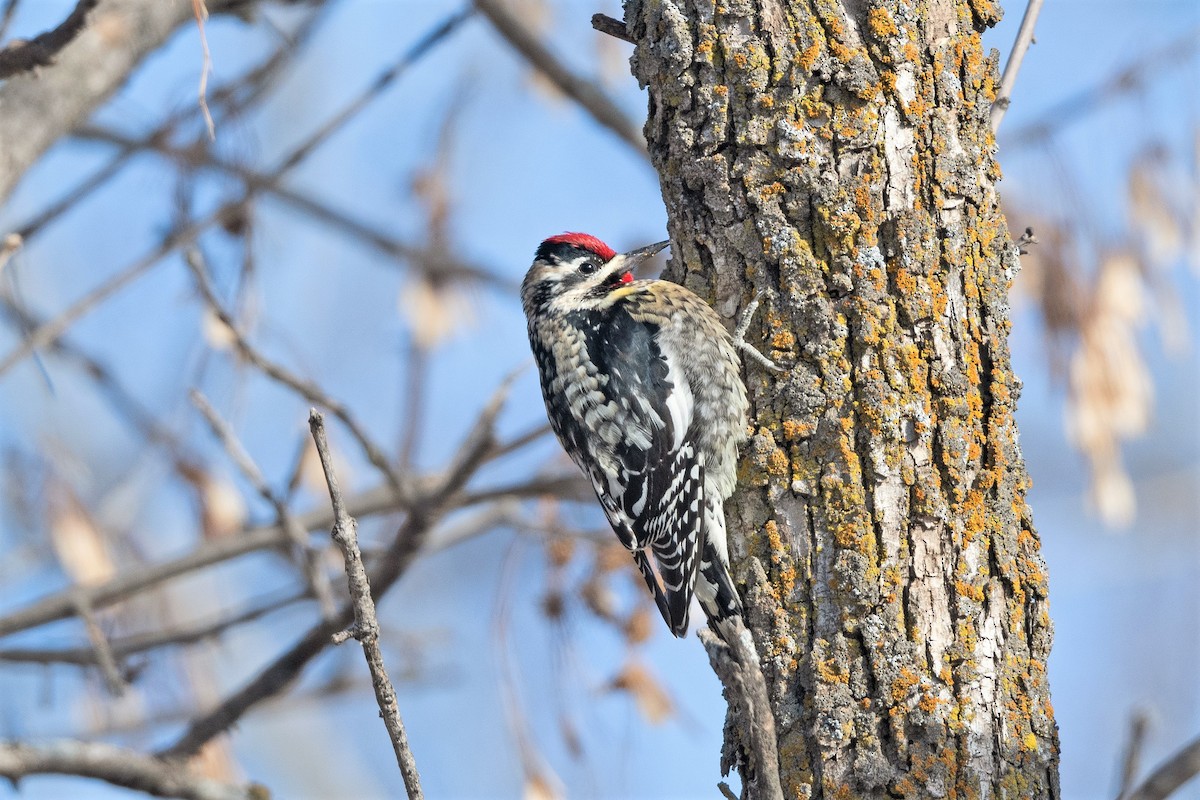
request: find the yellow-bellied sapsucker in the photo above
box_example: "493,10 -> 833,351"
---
521,232 -> 750,637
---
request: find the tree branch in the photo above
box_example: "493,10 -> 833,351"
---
160,383 -> 509,760
0,0 -> 190,203
0,0 -> 99,79
0,591 -> 305,665
0,200 -> 242,379
590,13 -> 633,44
990,0 -> 1045,133
184,248 -> 408,500
1125,734 -> 1200,800
473,0 -> 644,155
191,390 -> 336,617
0,740 -> 263,800
310,410 -> 423,799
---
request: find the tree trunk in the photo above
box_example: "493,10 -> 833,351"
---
627,1 -> 1059,797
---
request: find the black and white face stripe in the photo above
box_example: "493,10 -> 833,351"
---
534,239 -> 607,272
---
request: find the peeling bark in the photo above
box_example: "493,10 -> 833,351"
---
626,0 -> 1059,796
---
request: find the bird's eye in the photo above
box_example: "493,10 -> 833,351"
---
578,261 -> 597,275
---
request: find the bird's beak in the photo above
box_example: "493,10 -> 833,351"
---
604,240 -> 670,286
622,240 -> 670,264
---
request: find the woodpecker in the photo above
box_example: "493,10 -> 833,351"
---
521,232 -> 751,638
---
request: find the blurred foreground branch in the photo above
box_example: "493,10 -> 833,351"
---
0,740 -> 264,800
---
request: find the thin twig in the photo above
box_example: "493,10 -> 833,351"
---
272,7 -> 472,176
0,591 -> 305,665
0,200 -> 243,379
184,248 -> 408,500
1004,28 -> 1200,147
74,126 -> 511,292
1117,711 -> 1151,800
191,389 -> 336,618
0,0 -> 21,43
397,338 -> 428,470
309,410 -> 423,799
160,382 -> 515,761
493,536 -> 561,794
1125,733 -> 1200,800
990,0 -> 1044,133
0,740 -> 261,800
474,0 -> 644,155
591,13 -> 633,44
72,589 -> 127,695
0,0 -> 98,79
191,0 -> 215,140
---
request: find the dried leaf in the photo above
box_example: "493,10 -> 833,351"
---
622,604 -> 655,645
1128,152 -> 1183,270
190,738 -> 242,784
397,278 -> 474,348
594,541 -> 630,573
540,590 -> 565,621
544,535 -> 575,568
201,306 -> 236,350
48,489 -> 116,587
1093,251 -> 1145,323
559,714 -> 583,758
524,771 -> 563,800
197,472 -> 247,540
579,573 -> 618,622
1092,462 -> 1137,530
608,661 -> 674,724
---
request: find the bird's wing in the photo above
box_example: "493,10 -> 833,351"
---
561,306 -> 704,636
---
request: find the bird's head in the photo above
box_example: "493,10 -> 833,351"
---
521,233 -> 669,316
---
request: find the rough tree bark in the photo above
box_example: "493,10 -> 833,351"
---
626,0 -> 1059,797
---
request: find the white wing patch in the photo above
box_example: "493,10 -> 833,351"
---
660,342 -> 694,452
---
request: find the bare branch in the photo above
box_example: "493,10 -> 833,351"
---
1005,28 -> 1200,148
699,558 -> 783,800
0,200 -> 242,379
590,13 -> 633,44
0,0 -> 21,43
72,589 -> 127,695
310,410 -> 424,800
1125,734 -> 1200,800
0,591 -> 305,665
990,0 -> 1044,133
0,740 -> 263,800
184,248 -> 408,499
0,0 -> 99,79
0,0 -> 192,203
1117,711 -> 1151,800
474,0 -> 644,155
191,0 -> 215,139
191,390 -> 336,617
74,125 -> 512,291
160,384 -> 517,760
